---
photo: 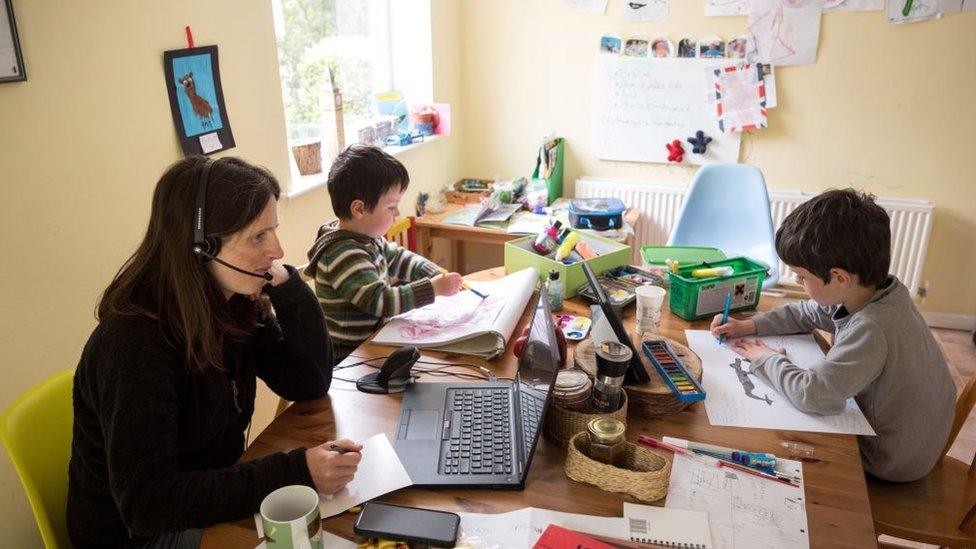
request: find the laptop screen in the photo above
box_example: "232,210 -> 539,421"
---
513,284 -> 560,464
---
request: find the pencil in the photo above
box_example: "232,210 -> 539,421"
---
437,267 -> 488,299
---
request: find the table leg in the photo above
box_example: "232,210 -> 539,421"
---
454,239 -> 466,273
418,227 -> 433,259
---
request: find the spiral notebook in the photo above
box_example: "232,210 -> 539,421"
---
623,503 -> 712,548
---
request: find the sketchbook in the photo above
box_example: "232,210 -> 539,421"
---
664,437 -> 809,549
372,267 -> 539,359
684,330 -> 876,435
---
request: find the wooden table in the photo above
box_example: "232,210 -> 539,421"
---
202,268 -> 877,548
414,203 -> 640,273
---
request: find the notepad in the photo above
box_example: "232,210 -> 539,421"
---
623,503 -> 712,549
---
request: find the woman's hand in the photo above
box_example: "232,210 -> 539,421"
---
305,439 -> 363,495
265,261 -> 290,287
709,315 -> 756,341
732,339 -> 786,363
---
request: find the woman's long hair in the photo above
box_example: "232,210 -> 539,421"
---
97,156 -> 281,371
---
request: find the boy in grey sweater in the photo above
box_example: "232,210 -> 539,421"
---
711,189 -> 955,482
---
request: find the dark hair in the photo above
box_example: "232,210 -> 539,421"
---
327,144 -> 409,218
97,156 -> 281,371
775,188 -> 890,288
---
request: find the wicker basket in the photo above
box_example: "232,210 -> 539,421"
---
544,391 -> 628,448
565,432 -> 671,503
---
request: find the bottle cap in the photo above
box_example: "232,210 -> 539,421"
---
549,269 -> 559,280
587,418 -> 625,443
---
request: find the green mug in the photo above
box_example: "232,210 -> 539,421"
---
259,485 -> 324,549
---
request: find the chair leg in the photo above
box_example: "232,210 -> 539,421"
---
962,501 -> 976,534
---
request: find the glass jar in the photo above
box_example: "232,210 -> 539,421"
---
551,369 -> 592,411
586,418 -> 626,466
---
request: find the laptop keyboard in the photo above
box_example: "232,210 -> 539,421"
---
440,388 -> 513,475
520,390 -> 546,458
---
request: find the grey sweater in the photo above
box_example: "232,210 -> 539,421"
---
751,276 -> 955,482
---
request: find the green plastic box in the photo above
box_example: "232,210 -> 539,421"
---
504,233 -> 630,298
667,257 -> 769,321
640,245 -> 726,268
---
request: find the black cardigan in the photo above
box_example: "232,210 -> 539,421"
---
67,268 -> 333,548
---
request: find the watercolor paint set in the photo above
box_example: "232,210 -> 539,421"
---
640,340 -> 706,402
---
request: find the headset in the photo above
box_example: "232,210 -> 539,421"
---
192,158 -> 273,281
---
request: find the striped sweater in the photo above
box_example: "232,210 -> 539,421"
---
305,223 -> 440,354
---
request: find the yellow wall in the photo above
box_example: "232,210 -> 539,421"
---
460,0 -> 976,316
0,1 -> 462,545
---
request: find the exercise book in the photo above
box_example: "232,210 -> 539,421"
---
372,267 -> 539,359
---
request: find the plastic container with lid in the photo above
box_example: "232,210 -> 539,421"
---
586,417 -> 626,465
551,369 -> 593,412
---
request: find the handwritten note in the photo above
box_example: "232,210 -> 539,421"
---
685,330 -> 876,435
596,57 -> 741,165
665,441 -> 810,549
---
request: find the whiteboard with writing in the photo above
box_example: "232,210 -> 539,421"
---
595,57 -> 741,165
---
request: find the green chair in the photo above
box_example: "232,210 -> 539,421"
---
0,369 -> 75,549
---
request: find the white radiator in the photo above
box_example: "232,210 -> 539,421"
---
576,176 -> 934,296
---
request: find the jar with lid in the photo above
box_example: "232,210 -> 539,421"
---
586,417 -> 626,466
551,369 -> 592,412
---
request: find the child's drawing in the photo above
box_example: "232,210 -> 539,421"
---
730,358 -> 774,405
747,0 -> 821,66
397,295 -> 503,339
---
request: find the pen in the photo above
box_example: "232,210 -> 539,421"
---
718,292 -> 732,345
709,455 -> 800,488
437,268 -> 488,300
328,443 -> 348,455
636,435 -> 720,467
683,440 -> 778,470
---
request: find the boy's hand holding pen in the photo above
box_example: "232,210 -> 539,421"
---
435,267 -> 487,299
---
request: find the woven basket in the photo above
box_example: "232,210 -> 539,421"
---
544,390 -> 628,448
565,432 -> 671,503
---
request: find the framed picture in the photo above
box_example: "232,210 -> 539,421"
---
0,0 -> 27,83
163,45 -> 236,156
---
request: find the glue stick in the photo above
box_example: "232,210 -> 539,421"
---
691,266 -> 734,278
555,232 -> 581,261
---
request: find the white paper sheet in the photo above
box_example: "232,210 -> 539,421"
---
622,0 -> 669,21
623,503 -> 713,547
595,57 -> 742,165
563,0 -> 608,14
317,433 -> 413,518
823,0 -> 884,11
747,0 -> 822,66
706,0 -> 751,16
457,507 -> 629,548
665,444 -> 810,549
685,330 -> 876,435
886,0 -> 942,23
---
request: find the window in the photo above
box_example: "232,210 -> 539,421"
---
272,0 -> 433,195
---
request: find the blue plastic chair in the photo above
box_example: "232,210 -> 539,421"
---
667,164 -> 780,289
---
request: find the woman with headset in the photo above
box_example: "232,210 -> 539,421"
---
66,156 -> 360,548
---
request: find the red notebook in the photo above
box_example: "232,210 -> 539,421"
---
533,524 -> 617,549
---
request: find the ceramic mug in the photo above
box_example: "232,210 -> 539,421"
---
259,485 -> 323,549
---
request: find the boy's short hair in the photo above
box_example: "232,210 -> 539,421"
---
327,145 -> 409,218
775,188 -> 890,288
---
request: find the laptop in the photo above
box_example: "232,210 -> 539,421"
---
392,286 -> 560,489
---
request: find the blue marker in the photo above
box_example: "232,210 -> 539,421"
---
718,292 -> 733,344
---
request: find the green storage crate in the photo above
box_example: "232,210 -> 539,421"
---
668,257 -> 769,321
504,232 -> 630,298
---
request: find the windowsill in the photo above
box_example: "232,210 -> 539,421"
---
285,135 -> 444,199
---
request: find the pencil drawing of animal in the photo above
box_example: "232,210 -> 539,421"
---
178,72 -> 214,127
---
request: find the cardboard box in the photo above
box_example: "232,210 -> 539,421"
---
504,233 -> 631,298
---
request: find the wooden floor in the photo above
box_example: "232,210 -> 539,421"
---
881,328 -> 976,549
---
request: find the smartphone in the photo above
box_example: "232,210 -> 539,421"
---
353,502 -> 460,547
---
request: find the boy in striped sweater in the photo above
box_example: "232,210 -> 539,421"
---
305,145 -> 463,360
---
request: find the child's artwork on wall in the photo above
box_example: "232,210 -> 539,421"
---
886,0 -> 942,23
747,0 -> 822,66
705,0 -> 749,16
712,63 -> 767,133
163,46 -> 235,155
0,0 -> 26,83
595,57 -> 742,165
563,0 -> 608,14
621,0 -> 669,22
823,0 -> 884,11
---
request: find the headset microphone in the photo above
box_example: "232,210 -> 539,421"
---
193,159 -> 274,283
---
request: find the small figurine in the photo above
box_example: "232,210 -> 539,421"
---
666,139 -> 684,163
687,130 -> 712,154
